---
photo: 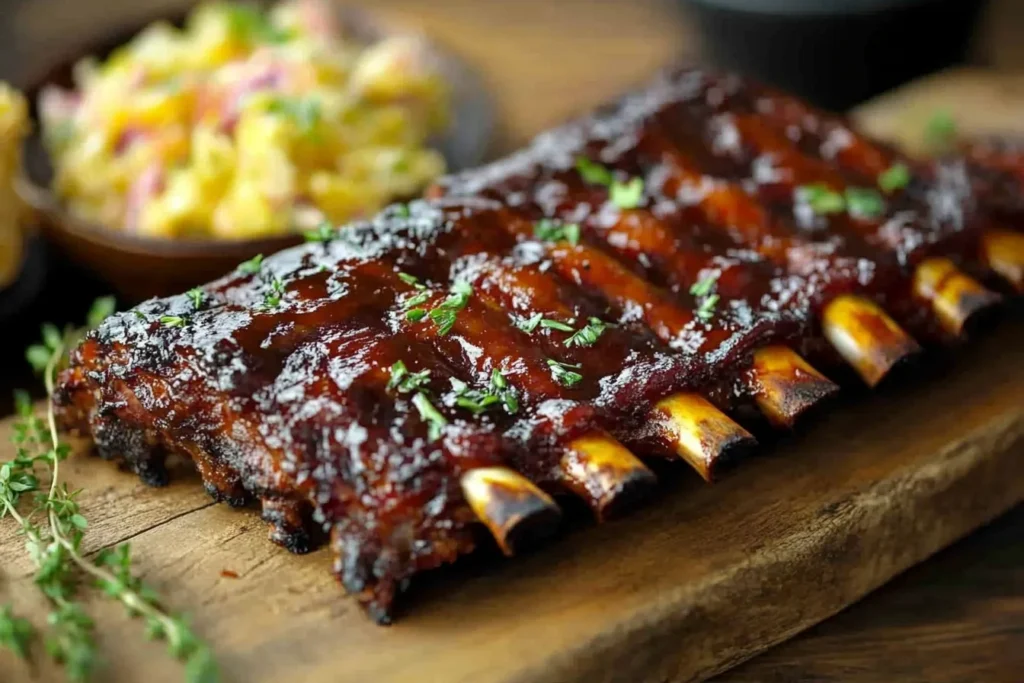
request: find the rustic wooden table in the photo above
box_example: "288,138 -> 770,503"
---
1,0 -> 1022,681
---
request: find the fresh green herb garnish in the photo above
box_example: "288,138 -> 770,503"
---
222,2 -> 291,44
262,277 -> 286,309
412,393 -> 447,441
266,96 -> 321,138
449,369 -> 518,416
406,309 -> 427,322
689,273 -> 719,299
610,177 -> 645,210
799,184 -> 846,215
3,300 -> 219,682
237,254 -> 264,275
449,378 -> 499,414
924,109 -> 958,152
186,288 -> 205,311
533,219 -> 581,245
539,319 -> 575,333
575,156 -> 614,185
398,272 -> 422,287
546,359 -> 583,387
427,282 -> 472,336
428,308 -> 458,336
398,273 -> 430,309
516,313 -> 544,333
86,297 -> 116,328
159,315 -> 185,328
564,317 -> 609,347
878,163 -> 911,193
489,369 -> 519,414
388,361 -> 431,394
695,294 -> 720,322
393,203 -> 411,218
303,222 -> 335,243
404,291 -> 431,309
844,187 -> 886,218
690,272 -> 721,323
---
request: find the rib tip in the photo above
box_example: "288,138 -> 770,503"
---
652,393 -> 757,482
460,467 -> 562,556
822,295 -> 922,388
562,433 -> 657,521
750,346 -> 841,429
983,229 -> 1024,293
914,258 -> 1003,337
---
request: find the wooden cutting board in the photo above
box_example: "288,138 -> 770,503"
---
2,70 -> 1023,683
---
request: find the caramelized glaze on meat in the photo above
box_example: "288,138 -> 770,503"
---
54,67 -> 1009,622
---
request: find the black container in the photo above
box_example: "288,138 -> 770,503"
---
681,0 -> 990,111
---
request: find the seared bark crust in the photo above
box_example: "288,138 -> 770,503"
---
54,66 -> 1011,622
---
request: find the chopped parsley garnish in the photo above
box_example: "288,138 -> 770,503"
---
398,272 -> 431,309
223,3 -> 292,44
303,222 -> 336,243
133,310 -> 148,321
427,282 -> 472,336
449,378 -> 499,414
393,203 -> 411,218
534,219 -> 581,245
266,96 -> 321,138
449,369 -> 519,416
564,317 -> 609,347
186,287 -> 205,311
924,109 -> 957,152
610,177 -> 645,210
547,359 -> 583,387
262,276 -> 286,309
489,369 -> 516,408
516,313 -> 544,333
799,184 -> 846,215
159,315 -> 185,328
412,392 -> 447,441
575,156 -> 644,210
690,272 -> 721,323
388,360 -> 431,393
539,318 -> 575,333
402,280 -> 472,335
398,272 -> 422,287
575,156 -> 614,185
844,187 -> 885,218
405,291 -> 431,308
689,273 -> 719,299
695,294 -> 720,322
429,308 -> 458,336
878,163 -> 911,193
238,254 -> 264,275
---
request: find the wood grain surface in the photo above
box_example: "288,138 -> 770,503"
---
714,505 -> 1024,683
1,320 -> 1022,683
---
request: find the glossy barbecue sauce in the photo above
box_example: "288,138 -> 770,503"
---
54,67 -> 987,622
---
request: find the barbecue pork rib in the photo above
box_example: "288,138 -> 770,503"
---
54,67 -> 1021,623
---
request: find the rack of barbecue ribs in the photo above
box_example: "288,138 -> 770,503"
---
54,67 -> 1024,623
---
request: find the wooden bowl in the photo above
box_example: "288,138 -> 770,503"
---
18,6 -> 494,302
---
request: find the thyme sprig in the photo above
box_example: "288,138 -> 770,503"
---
1,301 -> 218,682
